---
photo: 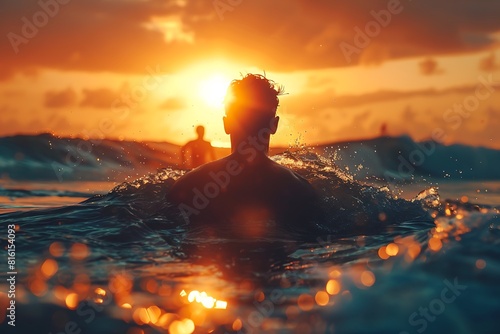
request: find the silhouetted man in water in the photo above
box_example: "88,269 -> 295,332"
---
169,74 -> 322,238
180,125 -> 216,169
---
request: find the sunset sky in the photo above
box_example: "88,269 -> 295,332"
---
1,0 -> 499,148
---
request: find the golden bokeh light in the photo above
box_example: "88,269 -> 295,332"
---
156,313 -> 176,328
297,294 -> 314,311
326,279 -> 341,295
138,308 -> 151,324
475,259 -> 486,269
49,242 -> 65,257
315,291 -> 329,306
386,243 -> 399,257
132,308 -> 145,325
158,284 -> 172,297
40,258 -> 58,278
378,246 -> 390,260
168,319 -> 195,334
121,303 -> 132,309
65,293 -> 79,310
147,305 -> 162,324
406,244 -> 422,262
29,278 -> 47,297
190,309 -> 206,326
214,300 -> 227,309
428,237 -> 443,252
180,290 -> 227,309
232,318 -> 243,331
255,290 -> 265,302
109,274 -> 133,294
145,279 -> 158,294
94,287 -> 107,304
53,285 -> 70,301
73,273 -> 90,294
70,243 -> 89,261
360,271 -> 375,287
329,268 -> 342,278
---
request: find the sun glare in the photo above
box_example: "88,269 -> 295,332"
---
198,74 -> 230,108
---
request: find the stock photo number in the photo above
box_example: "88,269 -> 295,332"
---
6,224 -> 17,327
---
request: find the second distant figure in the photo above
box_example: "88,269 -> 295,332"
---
180,125 -> 216,169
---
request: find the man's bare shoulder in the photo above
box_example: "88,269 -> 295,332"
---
168,156 -> 235,202
267,159 -> 313,189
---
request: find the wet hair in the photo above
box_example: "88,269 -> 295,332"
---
224,74 -> 284,132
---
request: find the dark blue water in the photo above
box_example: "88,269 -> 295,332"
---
0,151 -> 499,334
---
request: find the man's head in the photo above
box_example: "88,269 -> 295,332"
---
195,125 -> 205,139
223,74 -> 284,137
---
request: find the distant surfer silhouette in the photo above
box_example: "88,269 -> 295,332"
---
380,123 -> 388,137
168,74 -> 323,238
180,125 -> 216,169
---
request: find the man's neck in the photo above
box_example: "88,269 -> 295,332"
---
230,133 -> 271,156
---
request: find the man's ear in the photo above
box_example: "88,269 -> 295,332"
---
270,116 -> 279,134
223,116 -> 231,134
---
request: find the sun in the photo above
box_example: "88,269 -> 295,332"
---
198,74 -> 231,108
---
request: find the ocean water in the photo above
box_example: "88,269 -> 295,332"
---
0,137 -> 500,334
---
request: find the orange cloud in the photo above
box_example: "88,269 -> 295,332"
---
80,88 -> 119,108
279,78 -> 500,147
159,97 -> 185,111
419,58 -> 444,76
0,0 -> 180,80
1,0 -> 500,79
479,53 -> 500,72
44,87 -> 77,108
